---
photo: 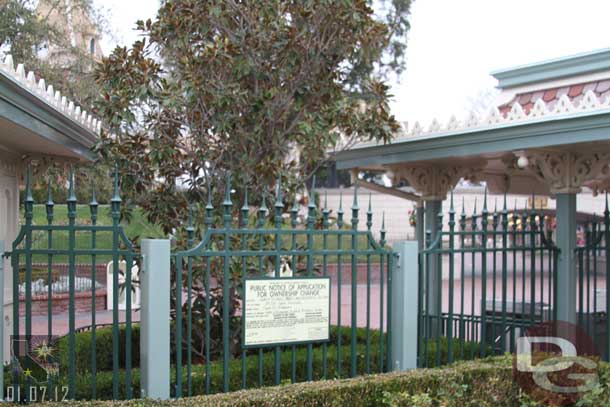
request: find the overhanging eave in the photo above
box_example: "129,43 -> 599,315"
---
336,109 -> 610,170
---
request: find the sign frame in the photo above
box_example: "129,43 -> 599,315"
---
242,276 -> 332,349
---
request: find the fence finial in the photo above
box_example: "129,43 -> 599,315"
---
205,181 -> 214,228
307,179 -> 316,229
89,182 -> 98,224
258,188 -> 268,227
366,192 -> 373,231
25,165 -> 34,203
90,184 -> 97,206
47,179 -> 53,205
68,166 -> 76,200
111,164 -> 121,204
460,196 -> 466,230
275,175 -> 283,203
46,179 -> 54,224
223,173 -> 233,227
448,190 -> 455,232
274,176 -> 284,227
380,211 -> 386,246
606,192 -> 609,213
24,165 -> 34,225
337,191 -> 344,228
351,183 -> 359,230
309,176 -> 317,210
67,166 -> 78,222
503,193 -> 507,212
186,204 -> 195,245
241,185 -> 250,228
242,184 -> 249,211
473,197 -> 477,214
223,173 -> 232,206
261,189 -> 268,213
187,204 -> 194,229
322,190 -> 330,229
483,187 -> 488,211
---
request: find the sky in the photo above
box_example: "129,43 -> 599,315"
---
96,0 -> 610,126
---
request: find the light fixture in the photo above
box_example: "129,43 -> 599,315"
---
514,151 -> 529,169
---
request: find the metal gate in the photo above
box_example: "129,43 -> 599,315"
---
172,178 -> 393,397
9,168 -> 137,401
418,192 -> 559,367
9,169 -> 393,401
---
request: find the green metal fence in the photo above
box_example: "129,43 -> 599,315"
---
418,191 -> 559,368
575,198 -> 610,361
172,177 -> 393,397
9,167 -> 137,401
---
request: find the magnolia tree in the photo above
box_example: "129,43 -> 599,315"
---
94,0 -> 412,235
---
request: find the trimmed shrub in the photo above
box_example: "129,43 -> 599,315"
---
41,356 -> 531,406
57,325 -> 141,373
60,324 -> 481,374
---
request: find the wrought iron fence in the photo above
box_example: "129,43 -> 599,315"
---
172,177 -> 393,397
575,201 -> 610,360
9,167 -> 137,401
418,191 -> 559,367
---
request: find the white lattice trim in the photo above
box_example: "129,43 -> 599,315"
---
1,54 -> 101,134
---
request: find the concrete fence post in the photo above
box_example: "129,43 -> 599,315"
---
140,239 -> 171,400
391,240 -> 419,371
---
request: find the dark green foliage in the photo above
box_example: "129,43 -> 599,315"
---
57,325 -> 141,374
52,324 -> 494,401
94,0 -> 412,237
39,356 -> 539,406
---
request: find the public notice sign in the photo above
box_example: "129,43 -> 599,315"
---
243,277 -> 331,347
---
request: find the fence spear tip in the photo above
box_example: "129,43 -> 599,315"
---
90,184 -> 97,206
68,165 -> 77,202
46,179 -> 54,205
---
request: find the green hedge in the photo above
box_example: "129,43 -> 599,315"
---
41,357 -> 610,406
58,325 -> 141,373
54,330 -> 385,399
41,357 -> 530,406
58,324 -> 483,374
49,324 -> 492,401
58,324 -> 381,373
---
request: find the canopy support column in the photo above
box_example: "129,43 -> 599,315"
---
555,193 -> 577,324
425,199 -> 442,336
416,202 -> 424,251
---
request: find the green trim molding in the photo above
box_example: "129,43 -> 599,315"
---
491,47 -> 610,89
336,108 -> 610,170
0,57 -> 98,161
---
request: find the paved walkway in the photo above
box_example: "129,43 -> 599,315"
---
22,273 -> 607,337
24,284 -> 388,337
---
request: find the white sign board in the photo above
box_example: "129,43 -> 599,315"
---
244,277 -> 330,347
